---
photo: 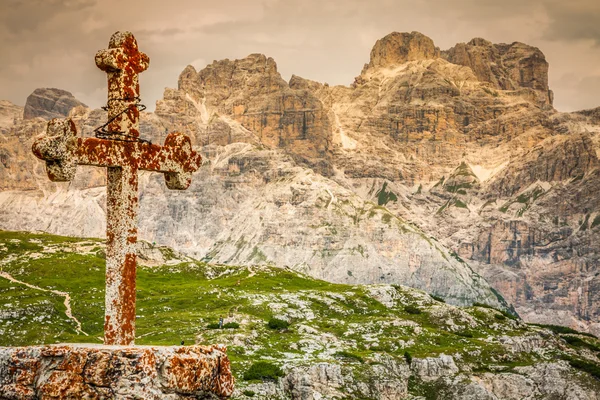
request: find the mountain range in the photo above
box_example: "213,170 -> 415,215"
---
1,31 -> 599,336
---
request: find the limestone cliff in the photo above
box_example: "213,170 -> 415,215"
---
23,88 -> 87,120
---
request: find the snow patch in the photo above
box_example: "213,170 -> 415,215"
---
469,161 -> 508,182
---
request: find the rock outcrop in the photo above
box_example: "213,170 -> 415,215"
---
0,344 -> 234,399
365,31 -> 440,71
156,55 -> 333,174
23,88 -> 87,120
443,38 -> 553,107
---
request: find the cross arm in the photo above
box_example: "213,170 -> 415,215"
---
33,118 -> 202,190
77,133 -> 202,189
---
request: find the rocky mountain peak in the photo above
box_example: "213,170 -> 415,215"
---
177,65 -> 199,92
442,39 -> 552,106
366,31 -> 440,70
23,88 -> 86,120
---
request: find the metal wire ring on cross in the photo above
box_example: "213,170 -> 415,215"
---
94,97 -> 152,144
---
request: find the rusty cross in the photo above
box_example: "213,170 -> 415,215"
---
31,31 -> 202,346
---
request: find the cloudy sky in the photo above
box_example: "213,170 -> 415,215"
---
1,0 -> 599,112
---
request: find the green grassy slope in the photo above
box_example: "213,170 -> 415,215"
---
1,230 -> 599,396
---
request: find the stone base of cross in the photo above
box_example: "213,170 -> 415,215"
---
31,32 -> 202,346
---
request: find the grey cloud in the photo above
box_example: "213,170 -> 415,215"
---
0,0 -> 599,112
0,0 -> 96,35
542,0 -> 600,45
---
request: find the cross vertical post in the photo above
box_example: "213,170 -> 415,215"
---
94,31 -> 149,346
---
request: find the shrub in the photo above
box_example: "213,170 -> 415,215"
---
242,390 -> 256,397
494,314 -> 506,321
564,356 -> 600,379
430,294 -> 445,303
267,318 -> 290,330
404,305 -> 422,315
404,351 -> 412,364
243,361 -> 284,381
531,324 -> 597,338
472,303 -> 517,320
207,321 -> 239,329
456,331 -> 474,338
334,351 -> 364,363
562,335 -> 600,352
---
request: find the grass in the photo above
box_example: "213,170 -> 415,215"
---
473,302 -> 518,320
430,294 -> 445,303
334,351 -> 365,363
562,335 -> 600,352
404,305 -> 422,315
530,323 -> 597,338
2,230 -> 599,390
267,318 -> 290,330
376,182 -> 398,206
563,356 -> 600,380
243,361 -> 284,381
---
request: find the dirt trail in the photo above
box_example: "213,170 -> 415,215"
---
0,271 -> 88,336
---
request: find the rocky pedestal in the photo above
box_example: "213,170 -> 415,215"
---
0,344 -> 234,399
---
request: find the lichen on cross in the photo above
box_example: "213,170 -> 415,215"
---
32,31 -> 202,346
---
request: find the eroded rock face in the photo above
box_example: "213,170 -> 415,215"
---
365,31 -> 440,71
443,38 -> 552,106
23,88 -> 87,120
439,362 -> 600,400
156,56 -> 333,174
0,100 -> 22,135
0,344 -> 234,399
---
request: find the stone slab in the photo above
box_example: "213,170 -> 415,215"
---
0,344 -> 234,399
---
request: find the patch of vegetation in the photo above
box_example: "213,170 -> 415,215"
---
472,302 -> 517,320
445,182 -> 473,194
242,390 -> 256,397
267,318 -> 290,330
500,186 -> 545,216
408,375 -> 439,400
449,251 -> 464,263
334,351 -> 365,363
563,356 -> 600,380
562,335 -> 600,352
243,361 -> 284,381
580,214 -> 591,232
376,182 -> 398,206
530,324 -> 597,338
430,294 -> 445,303
454,199 -> 468,208
1,229 -> 597,392
404,305 -> 422,315
591,215 -> 600,230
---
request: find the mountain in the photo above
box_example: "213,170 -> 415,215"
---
1,230 -> 600,399
1,31 -> 599,336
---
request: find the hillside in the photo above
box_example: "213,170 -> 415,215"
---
1,230 -> 600,399
0,31 -> 599,337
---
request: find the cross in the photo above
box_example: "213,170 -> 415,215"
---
31,31 -> 202,346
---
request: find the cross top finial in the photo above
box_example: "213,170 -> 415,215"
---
95,31 -> 149,138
